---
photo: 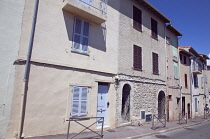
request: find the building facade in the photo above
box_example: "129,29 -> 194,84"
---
166,25 -> 182,121
116,0 -> 171,126
6,0 -> 119,138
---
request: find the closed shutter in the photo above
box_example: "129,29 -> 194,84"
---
80,87 -> 88,115
173,46 -> 177,57
71,86 -> 88,117
195,98 -> 198,112
152,52 -> 159,74
81,21 -> 89,53
185,74 -> 188,88
151,18 -> 157,39
71,86 -> 80,116
73,18 -> 90,53
133,6 -> 142,31
174,62 -> 178,78
133,45 -> 142,71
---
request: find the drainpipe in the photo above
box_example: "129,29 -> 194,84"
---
18,0 -> 39,138
189,56 -> 193,119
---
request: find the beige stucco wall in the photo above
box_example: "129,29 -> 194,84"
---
166,29 -> 180,120
179,52 -> 192,119
7,0 -> 120,138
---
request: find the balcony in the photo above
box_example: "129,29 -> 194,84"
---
63,0 -> 107,24
192,64 -> 202,74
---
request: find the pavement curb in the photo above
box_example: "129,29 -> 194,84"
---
126,119 -> 210,139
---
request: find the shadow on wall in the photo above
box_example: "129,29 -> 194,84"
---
62,11 -> 107,52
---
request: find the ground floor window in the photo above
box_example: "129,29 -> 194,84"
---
71,86 -> 88,117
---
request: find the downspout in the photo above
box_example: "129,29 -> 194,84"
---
189,56 -> 193,119
178,37 -> 182,116
18,0 -> 39,138
164,24 -> 169,121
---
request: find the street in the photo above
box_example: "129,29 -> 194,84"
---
138,121 -> 210,139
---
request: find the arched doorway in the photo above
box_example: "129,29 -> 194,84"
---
121,84 -> 131,123
158,91 -> 165,117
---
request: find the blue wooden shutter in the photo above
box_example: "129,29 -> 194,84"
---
80,87 -> 88,116
174,62 -> 178,78
71,86 -> 80,116
81,21 -> 89,53
73,18 -> 82,51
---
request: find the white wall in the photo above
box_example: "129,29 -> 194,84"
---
0,0 -> 25,138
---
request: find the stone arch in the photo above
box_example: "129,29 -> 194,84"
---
158,91 -> 165,117
121,84 -> 131,123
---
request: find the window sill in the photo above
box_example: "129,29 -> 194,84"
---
133,26 -> 142,32
153,73 -> 159,75
133,68 -> 143,71
71,50 -> 89,56
151,36 -> 158,41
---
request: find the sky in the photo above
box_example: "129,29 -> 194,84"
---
147,0 -> 210,58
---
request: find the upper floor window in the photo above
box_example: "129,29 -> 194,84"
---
72,18 -> 90,54
133,6 -> 142,32
152,52 -> 159,75
184,74 -> 188,88
193,74 -> 198,88
172,46 -> 177,57
174,61 -> 178,79
133,45 -> 142,71
166,37 -> 170,44
184,56 -> 187,64
180,54 -> 182,61
71,86 -> 88,117
151,18 -> 158,39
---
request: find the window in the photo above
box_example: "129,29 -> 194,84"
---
184,56 -> 187,64
152,52 -> 159,75
75,0 -> 92,7
133,45 -> 142,71
72,18 -> 90,54
193,74 -> 198,88
173,61 -> 178,79
133,6 -> 142,31
166,37 -> 170,44
184,74 -> 188,88
172,46 -> 177,57
151,18 -> 158,39
71,86 -> 88,117
195,98 -> 198,112
180,54 -> 182,61
168,95 -> 172,101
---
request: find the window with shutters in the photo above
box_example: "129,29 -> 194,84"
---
193,74 -> 198,88
173,61 -> 178,79
133,6 -> 142,32
71,86 -> 88,117
133,45 -> 142,71
172,46 -> 177,57
184,74 -> 188,88
151,18 -> 158,39
152,52 -> 159,75
72,17 -> 90,54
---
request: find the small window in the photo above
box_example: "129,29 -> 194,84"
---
168,95 -> 172,101
133,6 -> 142,31
166,37 -> 170,44
185,74 -> 188,88
152,52 -> 159,75
71,86 -> 88,117
72,18 -> 90,54
151,18 -> 158,39
133,45 -> 142,71
180,54 -> 182,60
174,61 -> 178,79
194,74 -> 198,88
184,56 -> 187,64
141,111 -> 145,119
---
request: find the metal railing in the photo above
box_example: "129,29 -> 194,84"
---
179,113 -> 187,124
75,0 -> 108,14
151,114 -> 166,130
66,117 -> 104,139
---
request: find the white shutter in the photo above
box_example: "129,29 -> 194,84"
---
80,87 -> 88,115
71,86 -> 80,116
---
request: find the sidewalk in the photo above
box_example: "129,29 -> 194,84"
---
28,116 -> 210,139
